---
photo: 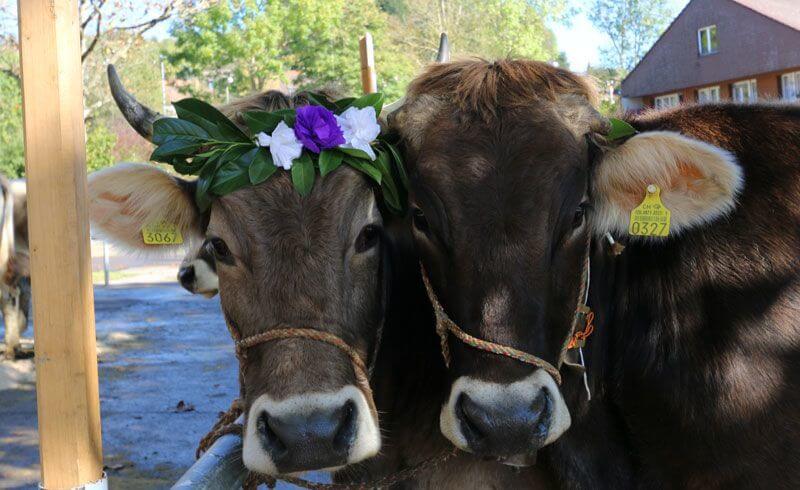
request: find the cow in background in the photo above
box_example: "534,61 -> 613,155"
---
0,178 -> 31,361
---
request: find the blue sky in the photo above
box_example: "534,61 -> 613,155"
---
554,0 -> 690,70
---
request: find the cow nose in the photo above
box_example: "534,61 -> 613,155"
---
258,400 -> 357,473
177,265 -> 195,291
455,389 -> 552,458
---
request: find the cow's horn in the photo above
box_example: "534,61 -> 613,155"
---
107,64 -> 163,141
436,33 -> 450,62
381,33 -> 448,120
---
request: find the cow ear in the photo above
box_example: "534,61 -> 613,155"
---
591,131 -> 743,236
88,163 -> 203,252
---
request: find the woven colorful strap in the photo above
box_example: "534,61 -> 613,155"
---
419,265 -> 563,385
236,327 -> 377,418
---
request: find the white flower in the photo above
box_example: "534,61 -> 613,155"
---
335,106 -> 381,160
256,122 -> 303,170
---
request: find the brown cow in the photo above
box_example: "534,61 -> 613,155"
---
0,178 -> 31,361
91,72 -> 557,487
389,59 -> 800,488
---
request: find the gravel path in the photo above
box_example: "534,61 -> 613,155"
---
1,283 -> 241,489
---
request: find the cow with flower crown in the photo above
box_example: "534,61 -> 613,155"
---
89,36 -> 560,488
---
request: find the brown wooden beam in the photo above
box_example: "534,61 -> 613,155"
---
17,0 -> 104,487
359,33 -> 377,94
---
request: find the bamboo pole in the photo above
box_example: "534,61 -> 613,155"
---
17,0 -> 104,488
359,33 -> 377,94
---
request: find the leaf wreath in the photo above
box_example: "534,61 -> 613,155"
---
149,93 -> 407,213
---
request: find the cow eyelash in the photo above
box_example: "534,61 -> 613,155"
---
355,224 -> 381,253
204,237 -> 235,265
573,202 -> 591,229
411,207 -> 430,234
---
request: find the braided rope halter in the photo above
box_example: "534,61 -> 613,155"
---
419,235 -> 595,389
197,318 -> 457,489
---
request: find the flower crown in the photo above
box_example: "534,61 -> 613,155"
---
149,93 -> 407,213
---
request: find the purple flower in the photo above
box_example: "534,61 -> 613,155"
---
293,105 -> 345,153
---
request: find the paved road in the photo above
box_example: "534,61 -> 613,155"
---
0,283 -> 283,489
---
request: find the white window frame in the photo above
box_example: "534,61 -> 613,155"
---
782,71 -> 800,100
697,86 -> 721,103
654,93 -> 680,109
697,25 -> 718,56
732,79 -> 758,103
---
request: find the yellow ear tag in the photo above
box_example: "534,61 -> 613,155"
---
141,221 -> 183,245
629,184 -> 671,237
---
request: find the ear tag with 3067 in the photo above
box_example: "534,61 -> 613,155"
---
141,221 -> 183,245
629,184 -> 671,237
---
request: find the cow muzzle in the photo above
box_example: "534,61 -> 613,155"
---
440,370 -> 571,465
242,385 -> 380,475
178,258 -> 218,297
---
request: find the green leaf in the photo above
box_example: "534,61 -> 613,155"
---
152,118 -> 209,145
306,92 -> 337,111
347,93 -> 384,114
196,156 -> 222,211
217,121 -> 249,143
291,153 -> 315,196
339,147 -> 373,160
344,156 -> 382,184
216,144 -> 253,162
374,150 -> 401,211
273,108 -> 296,127
607,118 -> 637,141
334,97 -> 356,111
173,156 -> 206,175
384,142 -> 408,188
150,139 -> 201,162
173,98 -> 250,143
319,150 -> 343,176
248,148 -> 277,185
242,111 -> 284,135
210,160 -> 250,196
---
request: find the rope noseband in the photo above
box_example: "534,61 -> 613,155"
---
420,236 -> 594,386
235,327 -> 378,417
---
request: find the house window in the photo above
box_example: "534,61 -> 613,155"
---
782,71 -> 800,100
697,25 -> 718,55
654,93 -> 680,109
732,79 -> 758,103
697,86 -> 721,103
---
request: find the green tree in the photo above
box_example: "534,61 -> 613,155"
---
167,0 -> 416,101
589,0 -> 674,73
390,0 -> 570,63
0,43 -> 24,178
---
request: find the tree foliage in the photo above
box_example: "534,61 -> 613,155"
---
390,0 -> 570,63
589,0 -> 674,73
167,0 -> 415,100
168,0 -> 569,102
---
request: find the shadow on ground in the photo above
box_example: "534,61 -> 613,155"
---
1,283 -> 242,489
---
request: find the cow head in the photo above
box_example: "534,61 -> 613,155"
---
93,77 -> 390,475
388,59 -> 742,463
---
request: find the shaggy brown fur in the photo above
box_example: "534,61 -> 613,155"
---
393,57 -> 800,489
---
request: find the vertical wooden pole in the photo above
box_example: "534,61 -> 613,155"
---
17,0 -> 104,488
359,33 -> 377,94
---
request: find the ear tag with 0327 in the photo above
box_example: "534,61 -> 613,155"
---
629,184 -> 670,237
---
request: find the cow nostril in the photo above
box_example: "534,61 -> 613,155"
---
456,393 -> 487,443
177,266 -> 195,288
333,400 -> 357,452
258,411 -> 287,460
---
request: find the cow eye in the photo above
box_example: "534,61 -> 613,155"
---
205,237 -> 233,264
411,207 -> 430,234
573,203 -> 588,229
355,224 -> 381,253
